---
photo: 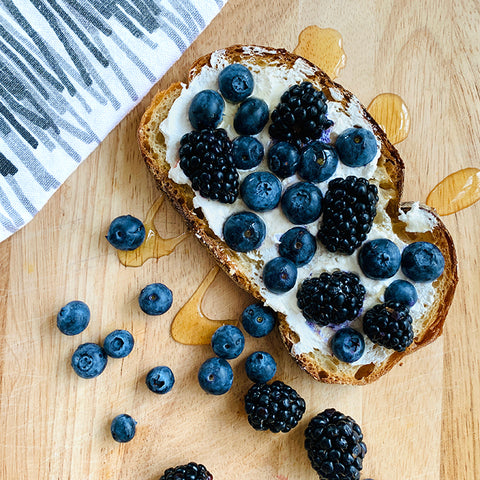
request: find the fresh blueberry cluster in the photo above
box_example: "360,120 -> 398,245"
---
179,64 -> 447,367
58,279 -> 175,444
198,303 -> 277,396
180,63 -> 269,204
295,237 -> 445,363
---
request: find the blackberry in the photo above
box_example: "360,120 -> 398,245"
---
244,380 -> 306,433
179,128 -> 239,203
318,176 -> 378,255
305,408 -> 367,480
297,271 -> 365,326
269,82 -> 333,149
363,301 -> 413,352
160,462 -> 212,480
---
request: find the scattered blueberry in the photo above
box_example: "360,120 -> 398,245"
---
218,64 -> 254,103
401,241 -> 445,282
198,357 -> 233,395
298,141 -> 338,183
103,329 -> 134,358
223,211 -> 266,252
240,171 -> 282,212
279,227 -> 317,267
335,127 -> 378,167
232,136 -> 264,170
245,351 -> 277,383
263,257 -> 297,294
188,89 -> 224,130
281,182 -> 323,225
211,325 -> 245,359
234,97 -> 269,135
138,283 -> 173,315
146,366 -> 175,394
110,414 -> 136,443
106,215 -> 145,251
330,327 -> 365,363
57,300 -> 90,336
267,141 -> 300,178
358,238 -> 401,279
384,279 -> 418,307
241,303 -> 276,337
71,343 -> 108,379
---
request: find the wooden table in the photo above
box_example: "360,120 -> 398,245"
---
1,1 -> 478,478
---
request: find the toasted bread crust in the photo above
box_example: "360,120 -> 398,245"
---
138,45 -> 458,385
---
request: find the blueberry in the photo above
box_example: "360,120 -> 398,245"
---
240,171 -> 282,212
279,227 -> 317,267
57,300 -> 90,335
71,343 -> 107,379
241,303 -> 276,337
281,182 -> 323,225
106,215 -> 145,251
384,280 -> 418,307
232,136 -> 264,170
263,257 -> 297,294
211,325 -> 245,359
188,89 -> 224,130
335,127 -> 378,167
198,357 -> 233,395
103,329 -> 134,358
245,351 -> 277,383
110,414 -> 136,443
401,241 -> 445,282
358,239 -> 401,279
298,141 -> 338,183
267,141 -> 300,178
331,327 -> 365,363
138,283 -> 173,315
146,366 -> 175,394
223,211 -> 266,252
218,64 -> 254,103
234,97 -> 269,135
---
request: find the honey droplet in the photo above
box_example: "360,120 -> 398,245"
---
367,93 -> 411,145
294,26 -> 346,80
426,167 -> 480,216
117,196 -> 188,267
171,265 -> 238,345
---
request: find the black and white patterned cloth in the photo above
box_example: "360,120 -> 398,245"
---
0,0 -> 227,241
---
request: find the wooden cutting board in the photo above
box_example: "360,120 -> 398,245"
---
1,1 -> 478,479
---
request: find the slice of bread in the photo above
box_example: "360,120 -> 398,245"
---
138,45 -> 458,385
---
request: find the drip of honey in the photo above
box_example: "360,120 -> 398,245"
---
426,167 -> 480,216
171,265 -> 238,345
367,93 -> 411,145
117,196 -> 188,267
294,26 -> 346,80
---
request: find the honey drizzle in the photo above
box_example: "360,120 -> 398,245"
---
426,167 -> 480,216
294,26 -> 346,80
117,196 -> 188,267
171,265 -> 238,345
367,93 -> 411,145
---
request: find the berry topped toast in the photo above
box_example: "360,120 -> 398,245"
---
137,45 -> 457,384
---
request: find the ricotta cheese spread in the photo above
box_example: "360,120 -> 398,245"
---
160,47 -> 437,366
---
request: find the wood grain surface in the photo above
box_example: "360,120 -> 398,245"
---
1,1 -> 479,479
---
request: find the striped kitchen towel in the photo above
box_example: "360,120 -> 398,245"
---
0,0 -> 227,241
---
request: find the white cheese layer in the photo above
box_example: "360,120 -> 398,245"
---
160,48 -> 437,366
